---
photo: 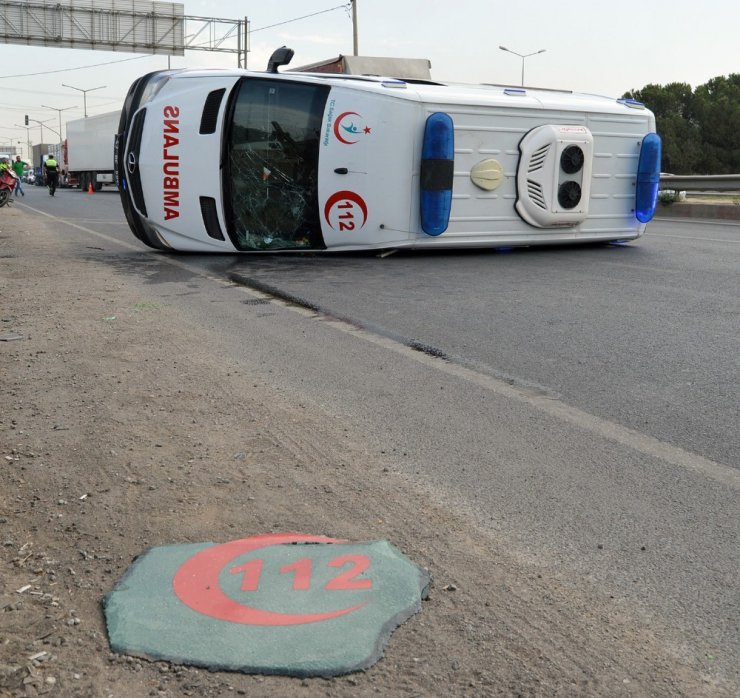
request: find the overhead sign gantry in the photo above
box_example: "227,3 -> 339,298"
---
0,0 -> 250,66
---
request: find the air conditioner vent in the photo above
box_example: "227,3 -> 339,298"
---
561,145 -> 585,174
558,180 -> 582,209
200,196 -> 224,240
127,108 -> 147,217
527,180 -> 547,209
528,144 -> 550,173
199,88 -> 226,134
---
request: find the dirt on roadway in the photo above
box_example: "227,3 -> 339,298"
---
0,207 -> 732,697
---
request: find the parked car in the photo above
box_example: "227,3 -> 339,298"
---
658,173 -> 686,200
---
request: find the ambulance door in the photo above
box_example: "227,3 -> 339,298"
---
319,86 -> 415,249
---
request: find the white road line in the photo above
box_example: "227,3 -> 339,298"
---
650,232 -> 740,243
653,217 -> 740,228
25,204 -> 740,489
330,324 -> 739,489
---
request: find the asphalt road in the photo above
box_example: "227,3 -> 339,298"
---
14,184 -> 740,681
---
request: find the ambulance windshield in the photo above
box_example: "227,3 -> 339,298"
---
224,78 -> 329,251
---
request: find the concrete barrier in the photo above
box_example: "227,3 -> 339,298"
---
654,201 -> 740,221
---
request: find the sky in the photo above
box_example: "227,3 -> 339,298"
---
1,0 -> 738,159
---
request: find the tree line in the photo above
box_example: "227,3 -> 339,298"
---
626,74 -> 740,174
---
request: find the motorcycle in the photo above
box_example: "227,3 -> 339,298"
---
0,168 -> 16,207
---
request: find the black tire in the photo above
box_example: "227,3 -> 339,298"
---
0,190 -> 9,207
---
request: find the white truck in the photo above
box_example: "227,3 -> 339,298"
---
65,111 -> 120,191
116,48 -> 661,252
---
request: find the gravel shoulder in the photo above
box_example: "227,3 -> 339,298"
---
0,207 -> 733,697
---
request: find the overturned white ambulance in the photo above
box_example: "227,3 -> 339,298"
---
116,48 -> 661,252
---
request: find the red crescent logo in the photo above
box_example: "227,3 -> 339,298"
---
324,190 -> 368,230
333,111 -> 361,145
173,533 -> 366,626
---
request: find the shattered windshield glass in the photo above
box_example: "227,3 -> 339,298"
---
224,78 -> 329,251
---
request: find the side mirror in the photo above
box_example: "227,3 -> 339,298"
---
267,46 -> 295,74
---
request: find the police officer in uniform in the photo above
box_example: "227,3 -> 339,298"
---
44,156 -> 59,196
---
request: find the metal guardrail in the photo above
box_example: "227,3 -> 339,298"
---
659,174 -> 740,192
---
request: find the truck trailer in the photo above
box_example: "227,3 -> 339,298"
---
65,111 -> 120,191
31,143 -> 56,186
291,54 -> 432,81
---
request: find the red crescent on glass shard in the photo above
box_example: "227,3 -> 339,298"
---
172,533 -> 367,626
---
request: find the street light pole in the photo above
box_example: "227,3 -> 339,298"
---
14,125 -> 32,161
42,104 -> 76,160
61,83 -> 106,118
27,118 -> 54,144
351,0 -> 359,56
498,46 -> 546,86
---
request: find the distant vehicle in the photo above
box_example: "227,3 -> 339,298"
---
65,111 -> 119,191
658,172 -> 686,200
116,47 -> 662,253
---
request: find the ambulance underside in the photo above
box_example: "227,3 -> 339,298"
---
343,103 -> 651,251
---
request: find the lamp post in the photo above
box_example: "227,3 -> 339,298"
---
498,46 -> 546,86
351,0 -> 358,56
61,83 -> 105,118
27,118 -> 54,144
14,125 -> 32,161
42,104 -> 76,159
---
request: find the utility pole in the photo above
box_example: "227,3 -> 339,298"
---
351,0 -> 358,56
237,16 -> 249,68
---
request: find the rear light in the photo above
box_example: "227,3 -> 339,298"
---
420,112 -> 454,236
635,133 -> 662,223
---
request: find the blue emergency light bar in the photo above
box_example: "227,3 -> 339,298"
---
420,112 -> 454,236
635,132 -> 662,223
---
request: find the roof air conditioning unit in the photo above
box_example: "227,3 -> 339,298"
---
515,124 -> 594,228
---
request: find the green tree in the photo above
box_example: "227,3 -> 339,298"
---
625,75 -> 740,174
626,82 -> 701,173
691,74 -> 740,174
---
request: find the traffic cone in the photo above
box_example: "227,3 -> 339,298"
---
87,181 -> 94,194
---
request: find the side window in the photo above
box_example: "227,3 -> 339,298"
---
225,79 -> 329,250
